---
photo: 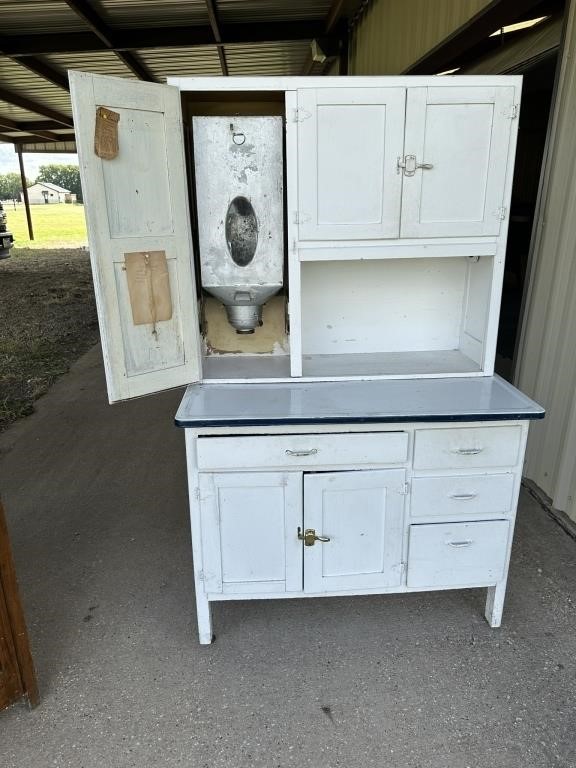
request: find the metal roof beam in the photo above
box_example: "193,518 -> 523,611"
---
325,0 -> 367,33
205,0 -> 228,76
18,120 -> 69,131
63,0 -> 115,47
4,21 -> 326,56
62,0 -> 156,81
0,33 -> 70,91
5,131 -> 76,145
11,56 -> 69,91
0,86 -> 73,127
0,115 -> 61,141
325,0 -> 347,34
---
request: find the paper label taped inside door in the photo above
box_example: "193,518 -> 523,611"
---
94,106 -> 120,160
124,251 -> 173,326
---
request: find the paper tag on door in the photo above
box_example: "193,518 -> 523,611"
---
124,251 -> 173,326
94,106 -> 120,160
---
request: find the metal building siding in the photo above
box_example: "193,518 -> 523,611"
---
515,1 -> 576,521
349,0 -> 493,74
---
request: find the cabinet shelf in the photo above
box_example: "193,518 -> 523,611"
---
301,350 -> 482,379
202,351 -> 482,382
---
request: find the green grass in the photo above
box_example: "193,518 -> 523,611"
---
4,202 -> 88,248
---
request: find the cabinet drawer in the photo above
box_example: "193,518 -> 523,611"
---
196,432 -> 408,470
410,474 -> 516,518
407,520 -> 510,588
413,426 -> 522,470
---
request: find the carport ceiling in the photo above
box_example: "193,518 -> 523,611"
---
0,0 -> 359,148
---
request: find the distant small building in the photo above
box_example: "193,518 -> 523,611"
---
21,181 -> 77,205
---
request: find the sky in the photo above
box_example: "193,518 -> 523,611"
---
0,144 -> 78,180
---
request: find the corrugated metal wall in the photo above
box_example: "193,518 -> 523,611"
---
349,0 -> 493,74
515,0 -> 576,522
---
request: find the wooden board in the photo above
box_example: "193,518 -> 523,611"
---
0,500 -> 38,709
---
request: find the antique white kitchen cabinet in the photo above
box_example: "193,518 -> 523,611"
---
69,72 -> 544,644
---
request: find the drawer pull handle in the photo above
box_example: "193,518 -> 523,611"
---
449,492 -> 478,500
452,447 -> 484,456
285,448 -> 318,457
447,540 -> 473,548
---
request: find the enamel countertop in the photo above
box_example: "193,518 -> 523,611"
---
175,375 -> 544,428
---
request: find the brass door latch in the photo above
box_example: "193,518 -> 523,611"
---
298,527 -> 331,546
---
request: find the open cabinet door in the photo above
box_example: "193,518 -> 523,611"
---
70,72 -> 201,403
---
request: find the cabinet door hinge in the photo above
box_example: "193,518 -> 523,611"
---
507,104 -> 519,119
292,108 -> 311,122
495,206 -> 507,221
398,482 -> 410,495
194,487 -> 200,501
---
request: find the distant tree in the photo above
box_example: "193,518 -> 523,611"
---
0,172 -> 30,201
37,164 -> 82,202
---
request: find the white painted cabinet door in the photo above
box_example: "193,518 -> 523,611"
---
303,470 -> 406,592
401,86 -> 517,237
69,72 -> 201,403
296,88 -> 405,240
199,473 -> 303,595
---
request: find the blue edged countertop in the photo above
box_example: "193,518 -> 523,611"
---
175,375 -> 545,428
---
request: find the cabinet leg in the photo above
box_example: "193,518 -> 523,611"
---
196,591 -> 213,645
485,582 -> 506,628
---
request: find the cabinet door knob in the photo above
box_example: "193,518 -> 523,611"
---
286,448 -> 318,457
397,154 -> 434,176
298,527 -> 330,546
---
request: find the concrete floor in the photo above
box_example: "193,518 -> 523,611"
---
1,346 -> 575,768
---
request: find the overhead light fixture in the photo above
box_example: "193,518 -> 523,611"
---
436,67 -> 460,76
490,16 -> 549,37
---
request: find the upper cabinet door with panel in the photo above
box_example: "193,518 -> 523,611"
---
400,86 -> 517,238
296,88 -> 406,240
69,72 -> 201,403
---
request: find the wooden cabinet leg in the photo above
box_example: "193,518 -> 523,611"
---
485,582 -> 506,627
195,591 -> 213,645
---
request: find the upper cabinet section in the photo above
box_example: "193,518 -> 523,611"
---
296,88 -> 406,240
401,86 -> 516,238
294,83 -> 519,243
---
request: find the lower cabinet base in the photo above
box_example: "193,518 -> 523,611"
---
194,584 -> 509,645
184,418 -> 531,645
